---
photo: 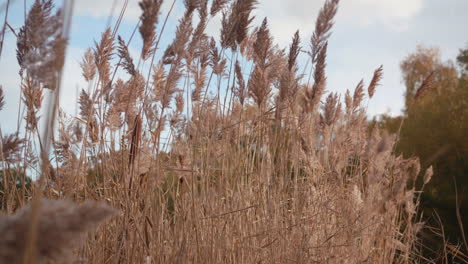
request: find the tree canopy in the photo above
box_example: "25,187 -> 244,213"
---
373,45 -> 468,257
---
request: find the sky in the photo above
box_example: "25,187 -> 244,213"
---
0,0 -> 467,135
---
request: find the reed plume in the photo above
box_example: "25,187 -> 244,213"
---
191,57 -> 208,102
0,199 -> 117,264
16,0 -> 65,90
78,89 -> 92,122
188,0 -> 208,56
302,42 -> 328,114
93,28 -> 114,85
220,0 -> 257,50
423,165 -> 433,185
21,77 -> 43,131
321,92 -> 341,126
234,60 -> 246,105
0,85 -> 4,111
80,48 -> 96,82
414,71 -> 435,99
288,30 -> 301,72
252,18 -> 271,65
277,30 -> 301,115
139,0 -> 163,60
310,0 -> 339,64
117,35 -> 136,76
0,133 -> 25,164
367,65 -> 383,98
210,0 -> 231,16
353,79 -> 365,109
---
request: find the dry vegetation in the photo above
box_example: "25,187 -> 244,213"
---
0,0 -> 436,263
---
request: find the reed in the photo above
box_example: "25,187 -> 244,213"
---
0,0 -> 434,263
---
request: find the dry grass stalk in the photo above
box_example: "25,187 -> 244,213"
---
128,114 -> 142,169
191,59 -> 208,102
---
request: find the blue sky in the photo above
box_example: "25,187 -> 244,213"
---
0,0 -> 467,135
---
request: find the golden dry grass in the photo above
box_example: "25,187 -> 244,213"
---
0,0 -> 435,263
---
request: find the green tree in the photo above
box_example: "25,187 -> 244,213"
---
457,44 -> 468,75
375,46 -> 468,258
400,45 -> 458,111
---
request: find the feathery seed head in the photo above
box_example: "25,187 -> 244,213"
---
367,65 -> 383,98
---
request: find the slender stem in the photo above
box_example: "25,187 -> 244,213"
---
0,0 -> 11,62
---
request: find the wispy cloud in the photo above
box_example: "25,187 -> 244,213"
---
1,0 -> 465,125
252,0 -> 424,46
74,0 -> 181,22
73,0 -> 425,47
74,0 -> 141,21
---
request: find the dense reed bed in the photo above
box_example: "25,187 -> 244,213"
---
0,0 -> 435,263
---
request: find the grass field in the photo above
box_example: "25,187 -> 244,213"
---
0,0 -> 442,263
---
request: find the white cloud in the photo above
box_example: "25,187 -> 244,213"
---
73,0 -> 424,44
74,0 -> 141,20
336,0 -> 423,23
0,36 -> 23,134
73,0 -> 181,22
59,46 -> 87,116
251,0 -> 424,46
339,0 -> 424,31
